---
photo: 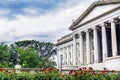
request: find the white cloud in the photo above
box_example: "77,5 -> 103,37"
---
22,8 -> 40,16
0,0 -> 97,43
0,9 -> 10,16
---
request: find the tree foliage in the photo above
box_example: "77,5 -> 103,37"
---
17,48 -> 39,68
0,42 -> 10,68
0,40 -> 56,68
14,40 -> 56,58
9,40 -> 57,68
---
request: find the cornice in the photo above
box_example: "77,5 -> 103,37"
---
56,37 -> 73,46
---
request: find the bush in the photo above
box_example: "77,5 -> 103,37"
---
0,68 -> 119,80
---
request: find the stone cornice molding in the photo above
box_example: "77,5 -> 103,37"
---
56,33 -> 73,46
56,37 -> 73,46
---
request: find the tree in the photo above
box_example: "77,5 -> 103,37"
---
17,48 -> 39,68
0,42 -> 10,68
10,40 -> 57,68
14,40 -> 56,58
9,44 -> 20,67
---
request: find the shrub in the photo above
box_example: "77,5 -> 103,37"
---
0,68 -> 119,80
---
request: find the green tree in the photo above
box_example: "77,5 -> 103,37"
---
0,42 -> 10,68
9,44 -> 20,67
14,40 -> 56,58
17,48 -> 39,68
10,40 -> 57,68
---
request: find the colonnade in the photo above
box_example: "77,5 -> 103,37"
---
73,18 -> 119,66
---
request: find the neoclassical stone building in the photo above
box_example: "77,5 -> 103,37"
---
56,0 -> 120,70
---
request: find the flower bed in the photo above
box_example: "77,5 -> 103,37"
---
0,68 -> 120,80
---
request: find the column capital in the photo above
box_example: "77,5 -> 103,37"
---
100,23 -> 106,27
92,26 -> 97,30
118,16 -> 120,19
78,32 -> 82,36
84,29 -> 89,32
101,23 -> 104,26
80,31 -> 85,35
85,29 -> 92,33
73,33 -> 78,39
109,19 -> 115,23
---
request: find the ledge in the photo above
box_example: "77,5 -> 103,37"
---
105,55 -> 120,60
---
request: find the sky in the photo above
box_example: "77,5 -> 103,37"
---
0,0 -> 97,44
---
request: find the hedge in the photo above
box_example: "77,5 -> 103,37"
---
0,67 -> 120,80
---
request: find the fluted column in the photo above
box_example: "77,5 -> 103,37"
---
86,30 -> 90,65
101,23 -> 108,61
110,19 -> 117,57
73,34 -> 77,66
79,32 -> 83,66
93,27 -> 99,63
67,46 -> 69,65
57,49 -> 59,69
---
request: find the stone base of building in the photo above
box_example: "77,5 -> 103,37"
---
61,65 -> 79,70
104,56 -> 120,71
60,57 -> 120,71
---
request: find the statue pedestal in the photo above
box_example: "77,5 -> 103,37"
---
15,64 -> 21,73
15,64 -> 21,69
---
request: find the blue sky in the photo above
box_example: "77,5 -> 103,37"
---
0,0 -> 97,44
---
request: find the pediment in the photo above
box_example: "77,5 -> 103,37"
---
80,4 -> 120,24
69,1 -> 120,30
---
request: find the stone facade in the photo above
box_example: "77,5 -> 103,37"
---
56,0 -> 120,71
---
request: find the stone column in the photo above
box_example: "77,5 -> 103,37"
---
73,34 -> 77,66
110,19 -> 117,57
63,48 -> 66,66
71,44 -> 73,65
57,49 -> 59,69
93,27 -> 99,63
101,23 -> 108,61
66,46 -> 69,66
86,30 -> 90,65
79,32 -> 83,66
70,45 -> 72,65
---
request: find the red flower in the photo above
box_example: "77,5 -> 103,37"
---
42,68 -> 46,72
69,70 -> 73,74
101,69 -> 109,74
73,72 -> 78,77
0,68 -> 4,72
62,74 -> 65,77
48,68 -> 53,72
112,70 -> 115,73
83,67 -> 87,70
26,69 -> 30,73
92,71 -> 96,75
83,72 -> 86,75
79,68 -> 82,71
80,71 -> 83,74
88,67 -> 93,72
